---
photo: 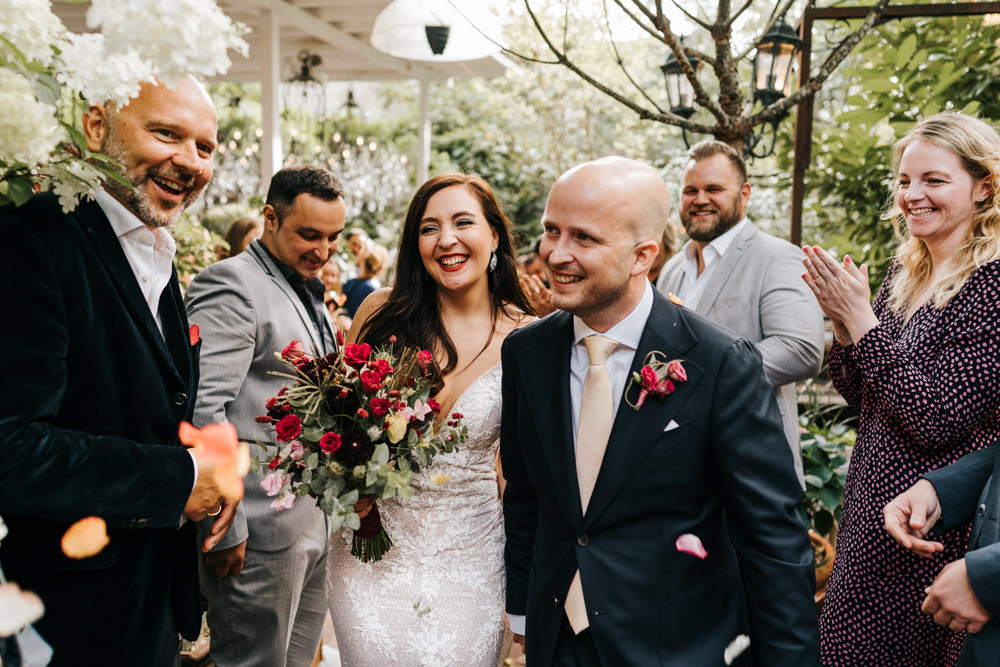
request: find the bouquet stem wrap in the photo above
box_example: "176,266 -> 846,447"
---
351,502 -> 393,563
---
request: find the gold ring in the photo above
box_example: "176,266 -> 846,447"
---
207,505 -> 223,517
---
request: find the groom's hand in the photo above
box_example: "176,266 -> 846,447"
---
204,540 -> 247,577
201,498 -> 239,553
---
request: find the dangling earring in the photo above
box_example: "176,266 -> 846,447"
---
488,249 -> 498,272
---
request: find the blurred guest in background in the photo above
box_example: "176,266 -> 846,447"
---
221,216 -> 262,259
519,236 -> 555,317
340,244 -> 385,319
803,112 -> 1000,666
647,224 -> 679,284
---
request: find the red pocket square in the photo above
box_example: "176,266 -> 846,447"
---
189,324 -> 200,346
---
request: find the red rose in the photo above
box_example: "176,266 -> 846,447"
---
275,414 -> 302,441
281,340 -> 306,362
320,432 -> 342,454
265,396 -> 278,410
416,349 -> 433,369
640,365 -> 659,392
451,412 -> 463,419
656,379 -> 675,396
282,403 -> 293,412
268,456 -> 282,470
255,415 -> 273,424
370,397 -> 390,416
360,370 -> 382,393
372,358 -> 393,379
426,398 -> 441,415
357,408 -> 369,418
343,343 -> 372,368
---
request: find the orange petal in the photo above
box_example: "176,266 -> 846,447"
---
213,442 -> 251,502
667,292 -> 685,306
179,421 -> 239,465
0,582 -> 45,635
61,516 -> 110,559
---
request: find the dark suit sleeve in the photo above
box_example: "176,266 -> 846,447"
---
500,334 -> 536,616
925,445 -> 999,531
0,211 -> 192,526
710,339 -> 819,665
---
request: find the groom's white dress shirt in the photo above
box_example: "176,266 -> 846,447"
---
508,281 -> 653,636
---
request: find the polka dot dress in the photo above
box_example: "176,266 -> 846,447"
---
819,260 -> 1000,666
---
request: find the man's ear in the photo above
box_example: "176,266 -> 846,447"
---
632,239 -> 661,277
262,204 -> 279,232
82,105 -> 109,152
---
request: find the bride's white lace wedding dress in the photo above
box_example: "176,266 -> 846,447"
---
326,362 -> 506,666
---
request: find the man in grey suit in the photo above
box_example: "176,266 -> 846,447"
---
656,141 -> 823,484
186,166 -> 346,666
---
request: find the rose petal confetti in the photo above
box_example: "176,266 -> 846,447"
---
667,292 -> 685,306
179,421 -> 248,502
675,533 -> 708,559
0,582 -> 45,636
429,473 -> 451,484
61,516 -> 110,559
724,634 -> 751,664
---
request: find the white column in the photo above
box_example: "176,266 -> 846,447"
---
259,8 -> 282,194
418,78 -> 430,185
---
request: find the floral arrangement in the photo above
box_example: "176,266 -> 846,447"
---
625,351 -> 687,410
256,338 -> 467,562
0,0 -> 248,212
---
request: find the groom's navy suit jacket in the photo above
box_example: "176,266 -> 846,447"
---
501,291 -> 818,666
0,194 -> 202,665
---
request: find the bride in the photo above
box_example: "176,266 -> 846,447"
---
326,173 -> 533,665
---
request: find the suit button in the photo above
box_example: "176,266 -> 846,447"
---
553,595 -> 560,607
978,503 -> 987,517
173,392 -> 188,407
577,533 -> 589,547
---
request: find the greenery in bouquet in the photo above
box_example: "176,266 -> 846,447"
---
255,337 -> 467,562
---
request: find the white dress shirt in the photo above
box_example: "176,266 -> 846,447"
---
677,217 -> 749,309
94,190 -> 176,335
508,282 -> 654,637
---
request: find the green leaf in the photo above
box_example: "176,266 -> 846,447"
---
7,177 -> 35,207
896,34 -> 918,68
804,474 -> 824,489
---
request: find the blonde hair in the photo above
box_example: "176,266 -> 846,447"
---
885,113 -> 1000,313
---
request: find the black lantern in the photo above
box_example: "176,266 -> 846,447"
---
660,47 -> 701,119
745,17 -> 802,159
282,50 -> 327,118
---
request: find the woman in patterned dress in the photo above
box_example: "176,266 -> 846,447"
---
802,113 -> 1000,665
326,173 -> 533,666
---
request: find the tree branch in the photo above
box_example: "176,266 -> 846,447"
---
613,0 -> 668,45
602,0 -> 668,114
664,0 -> 713,31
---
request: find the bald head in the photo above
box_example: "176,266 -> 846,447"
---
551,156 -> 670,244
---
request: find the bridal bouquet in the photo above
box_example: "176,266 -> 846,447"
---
256,337 -> 466,562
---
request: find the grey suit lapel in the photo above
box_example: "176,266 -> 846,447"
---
246,241 -> 326,354
694,221 -> 758,316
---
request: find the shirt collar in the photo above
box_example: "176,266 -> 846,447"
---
572,280 -> 654,350
681,216 -> 749,263
94,189 -> 176,254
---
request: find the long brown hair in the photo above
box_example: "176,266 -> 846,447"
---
358,174 -> 533,382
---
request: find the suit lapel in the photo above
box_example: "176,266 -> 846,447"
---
582,294 -> 705,528
77,201 -> 183,386
247,241 -> 326,354
518,312 -> 584,521
695,222 -> 757,316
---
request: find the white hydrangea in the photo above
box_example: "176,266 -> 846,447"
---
55,32 -> 153,104
41,159 -> 101,212
86,0 -> 249,86
0,69 -> 61,166
0,0 -> 65,65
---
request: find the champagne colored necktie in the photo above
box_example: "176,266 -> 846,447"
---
565,333 -> 618,634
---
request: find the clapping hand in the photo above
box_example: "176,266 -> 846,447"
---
801,246 -> 878,346
883,478 -> 945,558
519,274 -> 555,317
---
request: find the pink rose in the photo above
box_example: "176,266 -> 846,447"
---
288,440 -> 304,460
270,493 -> 296,510
260,471 -> 286,497
275,414 -> 302,442
416,349 -> 433,369
640,365 -> 659,392
320,432 -> 342,454
666,359 -> 687,382
655,379 -> 675,397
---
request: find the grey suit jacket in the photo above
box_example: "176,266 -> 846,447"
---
186,240 -> 333,551
655,221 -> 824,484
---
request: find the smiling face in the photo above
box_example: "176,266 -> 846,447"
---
261,193 -> 346,280
679,153 -> 751,243
539,160 -> 661,331
416,185 -> 498,296
84,77 -> 217,229
895,140 -> 990,255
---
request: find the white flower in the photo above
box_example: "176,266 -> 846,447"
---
723,634 -> 750,665
39,159 -> 101,212
0,0 -> 65,65
86,0 -> 249,86
55,32 -> 153,104
0,69 -> 61,166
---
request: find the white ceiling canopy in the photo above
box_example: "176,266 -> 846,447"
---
370,0 -> 502,62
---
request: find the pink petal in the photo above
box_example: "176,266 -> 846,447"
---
0,582 -> 45,635
675,533 -> 708,559
724,634 -> 751,664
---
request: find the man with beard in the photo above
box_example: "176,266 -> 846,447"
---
655,140 -> 824,485
0,77 -> 231,666
185,166 -> 346,667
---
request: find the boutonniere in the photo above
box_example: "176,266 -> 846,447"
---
625,351 -> 687,411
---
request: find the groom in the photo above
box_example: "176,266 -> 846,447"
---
500,157 -> 818,665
